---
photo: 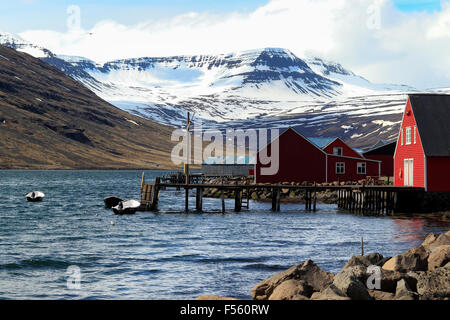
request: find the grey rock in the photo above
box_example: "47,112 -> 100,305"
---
310,284 -> 350,300
395,279 -> 418,300
333,268 -> 372,300
251,260 -> 334,300
268,279 -> 313,300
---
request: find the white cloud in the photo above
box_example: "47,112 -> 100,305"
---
18,0 -> 450,89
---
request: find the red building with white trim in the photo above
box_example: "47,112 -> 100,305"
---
255,128 -> 380,184
394,94 -> 450,192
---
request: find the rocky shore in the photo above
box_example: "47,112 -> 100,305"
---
198,231 -> 450,300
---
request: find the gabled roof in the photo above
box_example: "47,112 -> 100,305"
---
363,140 -> 396,155
409,94 -> 450,157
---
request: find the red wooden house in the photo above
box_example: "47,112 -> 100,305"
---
394,94 -> 450,192
255,128 -> 380,184
323,137 -> 363,159
363,140 -> 396,177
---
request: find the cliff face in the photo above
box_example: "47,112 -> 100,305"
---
0,45 -> 175,169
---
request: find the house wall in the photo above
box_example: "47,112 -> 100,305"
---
323,139 -> 363,158
327,155 -> 380,182
426,157 -> 450,192
364,154 -> 393,177
256,128 -> 327,183
394,99 -> 426,188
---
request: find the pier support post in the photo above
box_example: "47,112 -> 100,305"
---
196,187 -> 203,212
221,189 -> 225,214
234,189 -> 242,212
185,188 -> 189,213
313,183 -> 317,212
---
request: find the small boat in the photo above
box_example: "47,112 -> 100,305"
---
104,196 -> 123,209
112,200 -> 141,215
26,191 -> 45,202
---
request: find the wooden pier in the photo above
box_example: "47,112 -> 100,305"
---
139,176 -> 424,215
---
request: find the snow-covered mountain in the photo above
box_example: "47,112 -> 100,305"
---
0,31 -> 53,58
0,31 -> 424,147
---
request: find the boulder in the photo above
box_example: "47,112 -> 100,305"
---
395,279 -> 418,300
377,270 -> 417,293
365,253 -> 384,265
368,290 -> 395,300
251,260 -> 334,300
421,232 -> 449,251
427,245 -> 450,270
342,255 -> 371,269
382,245 -> 428,272
411,267 -> 450,299
268,279 -> 313,300
197,295 -> 237,300
310,284 -> 350,300
332,268 -> 372,300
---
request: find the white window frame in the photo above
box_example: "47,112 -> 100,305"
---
357,162 -> 366,175
400,128 -> 403,146
414,126 -> 417,144
336,162 -> 345,174
405,127 -> 411,145
333,147 -> 343,156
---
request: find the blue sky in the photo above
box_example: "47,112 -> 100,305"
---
1,0 -> 449,88
0,0 -> 268,33
0,0 -> 443,33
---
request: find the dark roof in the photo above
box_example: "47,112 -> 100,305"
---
409,94 -> 450,157
363,141 -> 396,155
369,139 -> 392,150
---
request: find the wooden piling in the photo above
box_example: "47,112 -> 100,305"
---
196,187 -> 203,212
313,183 -> 317,212
235,189 -> 242,212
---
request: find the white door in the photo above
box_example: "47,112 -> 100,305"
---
408,159 -> 413,186
404,159 -> 414,186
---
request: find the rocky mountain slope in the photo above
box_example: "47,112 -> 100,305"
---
0,44 -> 175,169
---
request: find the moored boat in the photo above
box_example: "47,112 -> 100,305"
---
26,191 -> 45,202
104,196 -> 123,209
112,200 -> 140,215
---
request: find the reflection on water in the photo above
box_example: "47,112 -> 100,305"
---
392,217 -> 450,242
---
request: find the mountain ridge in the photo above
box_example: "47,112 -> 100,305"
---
0,32 -> 430,148
0,43 -> 175,169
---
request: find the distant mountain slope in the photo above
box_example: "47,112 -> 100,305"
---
1,32 -> 424,147
0,44 -> 175,169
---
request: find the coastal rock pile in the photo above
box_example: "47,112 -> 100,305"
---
248,231 -> 449,300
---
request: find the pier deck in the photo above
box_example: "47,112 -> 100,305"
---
140,176 -> 425,215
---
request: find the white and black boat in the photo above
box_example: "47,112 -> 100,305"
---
112,200 -> 141,215
104,196 -> 123,209
26,191 -> 45,202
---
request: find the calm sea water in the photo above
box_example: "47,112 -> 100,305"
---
0,170 -> 448,300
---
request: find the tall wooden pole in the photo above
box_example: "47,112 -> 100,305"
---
185,112 -> 190,185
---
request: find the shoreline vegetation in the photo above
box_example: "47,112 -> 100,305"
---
198,231 -> 450,301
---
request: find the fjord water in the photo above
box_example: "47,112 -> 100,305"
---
0,170 -> 448,299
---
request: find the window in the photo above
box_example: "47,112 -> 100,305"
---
333,147 -> 343,156
336,162 -> 345,174
406,127 -> 411,145
400,128 -> 403,146
414,126 -> 417,144
357,162 -> 366,174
